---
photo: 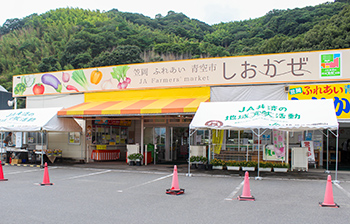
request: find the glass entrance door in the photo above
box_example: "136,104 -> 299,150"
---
171,127 -> 189,162
154,127 -> 166,162
144,126 -> 189,163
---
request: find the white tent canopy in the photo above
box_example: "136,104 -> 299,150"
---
188,99 -> 339,180
0,107 -> 82,132
190,100 -> 338,131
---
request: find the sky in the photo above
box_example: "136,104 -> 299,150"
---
1,0 -> 330,26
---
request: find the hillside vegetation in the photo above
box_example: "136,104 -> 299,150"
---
0,1 -> 349,91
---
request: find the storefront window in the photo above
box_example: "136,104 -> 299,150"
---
68,132 -> 80,145
27,132 -> 47,145
92,120 -> 130,145
192,130 -> 209,145
226,130 -> 253,145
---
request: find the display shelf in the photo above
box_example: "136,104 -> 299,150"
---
91,149 -> 121,161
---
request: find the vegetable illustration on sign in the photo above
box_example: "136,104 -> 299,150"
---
72,70 -> 90,90
41,74 -> 62,93
62,72 -> 70,83
22,75 -> 35,87
14,83 -> 26,95
90,69 -> 103,85
14,75 -> 36,95
33,83 -> 45,95
101,79 -> 113,90
65,85 -> 79,92
111,65 -> 131,89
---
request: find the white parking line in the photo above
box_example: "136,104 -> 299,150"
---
65,170 -> 112,180
117,173 -> 173,192
224,180 -> 244,201
334,183 -> 350,198
6,167 -> 58,175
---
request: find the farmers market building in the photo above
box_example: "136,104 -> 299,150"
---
7,48 -> 350,170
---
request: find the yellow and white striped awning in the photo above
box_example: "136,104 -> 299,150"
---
58,87 -> 210,117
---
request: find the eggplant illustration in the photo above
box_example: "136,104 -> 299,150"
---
41,73 -> 62,93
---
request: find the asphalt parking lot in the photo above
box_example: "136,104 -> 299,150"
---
1,164 -> 350,224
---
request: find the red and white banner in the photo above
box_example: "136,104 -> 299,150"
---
301,141 -> 315,162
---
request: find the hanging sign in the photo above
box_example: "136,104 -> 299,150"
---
301,141 -> 315,162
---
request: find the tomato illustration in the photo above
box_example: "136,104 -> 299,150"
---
33,83 -> 45,95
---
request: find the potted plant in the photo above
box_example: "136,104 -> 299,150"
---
226,160 -> 241,171
127,153 -> 136,166
241,161 -> 258,171
190,156 -> 208,169
273,162 -> 289,172
198,156 -> 208,169
134,153 -> 143,166
128,153 -> 143,166
210,158 -> 225,170
190,156 -> 199,163
190,156 -> 199,168
259,161 -> 273,172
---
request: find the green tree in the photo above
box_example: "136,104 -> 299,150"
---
89,45 -> 143,67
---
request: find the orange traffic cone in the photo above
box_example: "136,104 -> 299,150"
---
166,165 -> 184,195
40,162 -> 53,186
0,160 -> 8,181
238,171 -> 255,201
319,175 -> 339,208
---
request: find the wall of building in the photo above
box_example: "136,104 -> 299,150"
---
27,93 -> 86,161
48,132 -> 84,160
26,93 -> 84,108
211,84 -> 287,102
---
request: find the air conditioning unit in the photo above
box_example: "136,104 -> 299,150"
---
291,147 -> 308,171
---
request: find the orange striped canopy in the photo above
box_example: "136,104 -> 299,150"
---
58,97 -> 208,117
58,87 -> 210,117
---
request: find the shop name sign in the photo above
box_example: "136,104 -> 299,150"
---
288,83 -> 350,119
13,49 -> 349,97
0,111 -> 36,123
225,103 -> 300,127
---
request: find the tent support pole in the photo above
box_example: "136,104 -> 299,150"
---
335,128 -> 339,183
251,129 -> 267,180
207,130 -> 211,162
320,130 -> 330,173
209,130 -> 212,159
141,117 -> 144,165
327,130 -> 330,173
0,132 -> 3,162
41,131 -> 44,168
256,129 -> 261,180
329,129 -> 339,183
286,131 -> 289,166
187,129 -> 197,177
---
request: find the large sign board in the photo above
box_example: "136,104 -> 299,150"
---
13,49 -> 350,97
288,83 -> 350,119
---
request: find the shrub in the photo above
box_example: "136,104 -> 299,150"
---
210,158 -> 225,166
190,156 -> 207,163
240,161 -> 258,167
128,153 -> 143,161
273,162 -> 289,168
226,160 -> 240,166
259,161 -> 274,168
